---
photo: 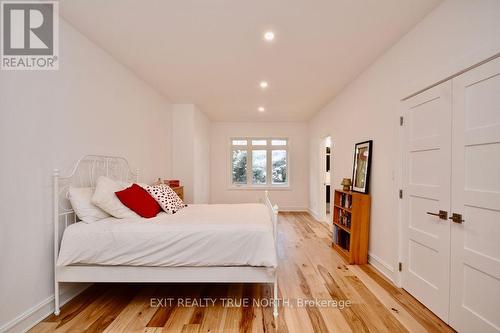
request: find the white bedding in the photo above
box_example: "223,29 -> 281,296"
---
57,203 -> 277,268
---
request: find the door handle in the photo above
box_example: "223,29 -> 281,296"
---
449,213 -> 465,224
426,210 -> 448,220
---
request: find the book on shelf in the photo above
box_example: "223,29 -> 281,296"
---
339,193 -> 352,209
337,209 -> 351,228
332,225 -> 350,252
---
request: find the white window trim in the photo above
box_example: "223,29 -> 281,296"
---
228,137 -> 291,190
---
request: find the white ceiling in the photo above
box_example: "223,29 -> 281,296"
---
60,0 -> 441,122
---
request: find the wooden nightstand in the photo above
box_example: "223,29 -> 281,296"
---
152,179 -> 184,201
171,186 -> 184,201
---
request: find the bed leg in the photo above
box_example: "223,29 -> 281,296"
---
273,274 -> 279,317
54,281 -> 60,316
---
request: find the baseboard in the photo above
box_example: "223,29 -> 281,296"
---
1,284 -> 90,333
307,208 -> 321,221
278,206 -> 308,212
368,252 -> 395,283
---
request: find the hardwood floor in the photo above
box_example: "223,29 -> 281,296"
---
31,212 -> 454,333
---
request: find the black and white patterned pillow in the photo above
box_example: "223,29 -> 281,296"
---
146,184 -> 186,214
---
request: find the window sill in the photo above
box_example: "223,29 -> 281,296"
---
227,185 -> 292,191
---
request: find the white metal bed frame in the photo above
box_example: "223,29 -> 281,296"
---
53,155 -> 279,317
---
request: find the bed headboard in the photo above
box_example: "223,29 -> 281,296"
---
53,155 -> 138,253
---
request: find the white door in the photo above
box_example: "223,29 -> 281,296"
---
449,57 -> 500,333
401,81 -> 452,321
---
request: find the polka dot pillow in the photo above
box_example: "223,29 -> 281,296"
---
146,184 -> 186,214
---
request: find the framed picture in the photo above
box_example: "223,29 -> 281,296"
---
352,140 -> 372,193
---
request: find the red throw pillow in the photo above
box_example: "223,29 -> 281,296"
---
115,184 -> 161,218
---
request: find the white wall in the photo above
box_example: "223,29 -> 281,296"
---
211,122 -> 309,210
0,19 -> 173,332
309,0 -> 500,281
172,105 -> 195,203
193,108 -> 211,204
172,104 -> 211,204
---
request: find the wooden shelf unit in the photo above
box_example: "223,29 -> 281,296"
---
332,189 -> 371,264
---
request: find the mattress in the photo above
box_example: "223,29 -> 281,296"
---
57,203 -> 277,268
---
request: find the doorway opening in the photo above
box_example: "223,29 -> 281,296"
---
320,136 -> 332,223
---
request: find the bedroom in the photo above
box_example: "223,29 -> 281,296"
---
0,0 -> 499,332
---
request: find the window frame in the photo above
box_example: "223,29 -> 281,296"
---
229,137 -> 290,190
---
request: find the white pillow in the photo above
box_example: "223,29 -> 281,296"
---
146,184 -> 186,214
91,176 -> 139,218
69,187 -> 110,223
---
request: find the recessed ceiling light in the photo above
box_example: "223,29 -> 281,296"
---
259,81 -> 268,89
258,106 -> 266,112
263,31 -> 275,42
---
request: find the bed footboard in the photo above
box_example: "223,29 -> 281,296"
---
264,190 -> 279,317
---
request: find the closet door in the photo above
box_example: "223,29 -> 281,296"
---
450,57 -> 500,333
401,81 -> 452,321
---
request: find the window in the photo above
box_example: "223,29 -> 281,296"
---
252,150 -> 267,184
232,150 -> 247,184
272,150 -> 287,184
230,138 -> 289,187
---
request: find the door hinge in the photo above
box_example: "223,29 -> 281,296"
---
399,189 -> 403,199
398,262 -> 402,272
400,116 -> 404,126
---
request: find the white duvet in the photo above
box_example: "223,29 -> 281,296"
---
57,203 -> 277,268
